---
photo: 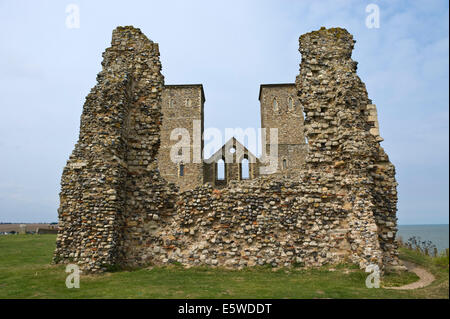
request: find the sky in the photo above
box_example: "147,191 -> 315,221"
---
0,0 -> 448,225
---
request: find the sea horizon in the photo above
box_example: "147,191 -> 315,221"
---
397,224 -> 449,253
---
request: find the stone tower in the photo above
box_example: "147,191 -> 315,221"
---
158,84 -> 205,192
259,84 -> 307,176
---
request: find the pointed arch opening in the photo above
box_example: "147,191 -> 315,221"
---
240,157 -> 249,180
216,158 -> 225,181
179,163 -> 185,177
288,97 -> 294,110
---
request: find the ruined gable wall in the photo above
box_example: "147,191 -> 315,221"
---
203,139 -> 261,188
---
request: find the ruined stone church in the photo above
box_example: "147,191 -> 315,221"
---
53,26 -> 402,273
158,83 -> 308,192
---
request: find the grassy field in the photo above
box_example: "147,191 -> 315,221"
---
0,235 -> 448,299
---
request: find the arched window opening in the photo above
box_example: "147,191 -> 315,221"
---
273,98 -> 278,111
288,97 -> 294,110
186,98 -> 191,107
217,159 -> 225,180
282,159 -> 287,170
179,164 -> 184,177
169,99 -> 174,108
241,158 -> 249,180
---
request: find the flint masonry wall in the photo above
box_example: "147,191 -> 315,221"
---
54,26 -> 176,272
296,27 -> 399,269
54,26 -> 400,273
152,178 -> 352,268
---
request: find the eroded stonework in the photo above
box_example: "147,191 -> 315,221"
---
54,26 -> 401,273
53,26 -> 177,272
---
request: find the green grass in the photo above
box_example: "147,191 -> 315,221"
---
382,269 -> 419,287
433,253 -> 450,269
0,235 -> 448,299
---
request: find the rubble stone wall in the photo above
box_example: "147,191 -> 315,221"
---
296,27 -> 400,269
150,179 -> 352,268
54,26 -> 177,272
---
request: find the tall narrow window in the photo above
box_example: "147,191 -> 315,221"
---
169,99 -> 174,108
179,164 -> 184,177
273,98 -> 278,111
241,158 -> 249,179
282,159 -> 287,170
288,97 -> 294,110
186,99 -> 191,107
217,159 -> 225,180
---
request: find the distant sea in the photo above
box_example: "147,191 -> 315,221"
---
397,224 -> 449,253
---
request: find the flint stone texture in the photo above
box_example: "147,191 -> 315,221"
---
54,26 -> 401,273
53,26 -> 177,272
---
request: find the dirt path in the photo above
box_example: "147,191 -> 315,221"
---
386,260 -> 435,290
